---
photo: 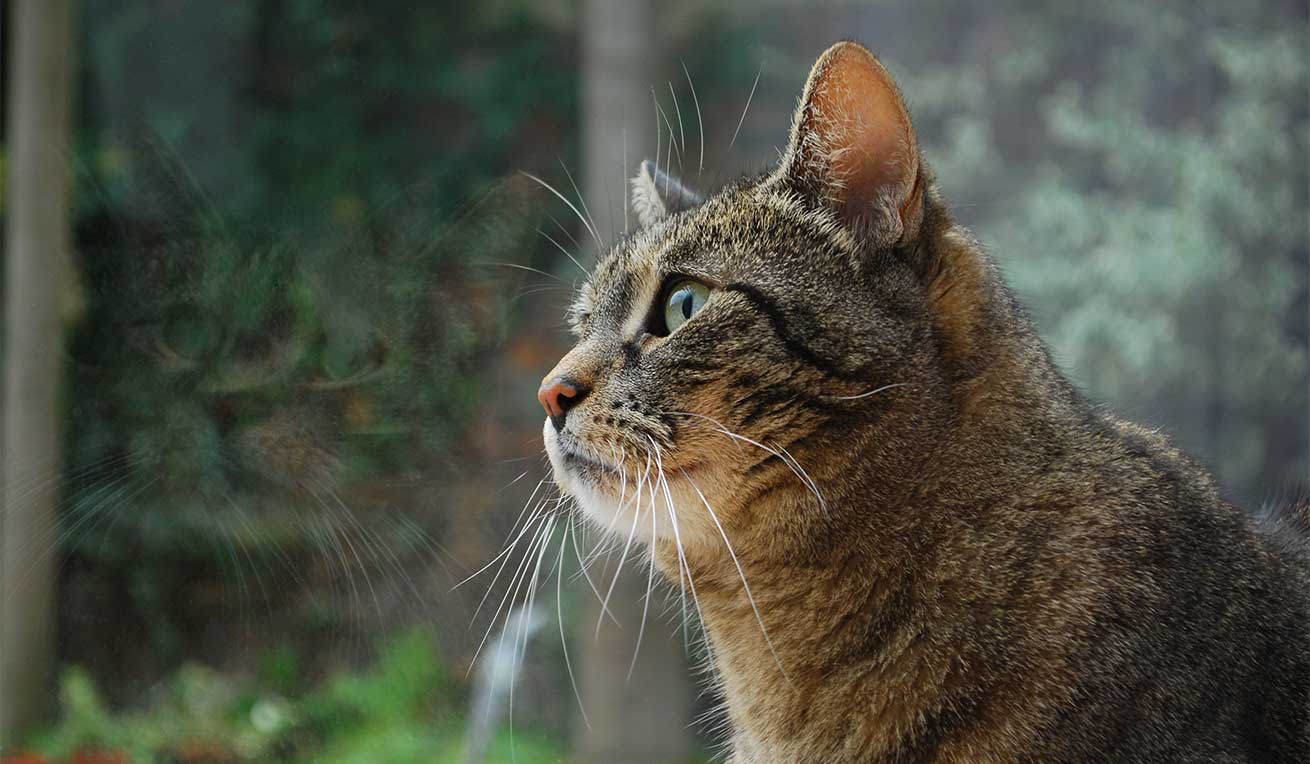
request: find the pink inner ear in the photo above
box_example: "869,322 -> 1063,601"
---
793,43 -> 921,239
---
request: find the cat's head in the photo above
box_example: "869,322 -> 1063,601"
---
541,43 -> 992,558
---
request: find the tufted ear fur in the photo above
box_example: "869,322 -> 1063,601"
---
631,159 -> 703,227
776,41 -> 923,247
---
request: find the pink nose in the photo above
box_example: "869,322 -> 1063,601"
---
538,376 -> 588,431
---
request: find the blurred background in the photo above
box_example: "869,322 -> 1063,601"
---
1,1 -> 1305,762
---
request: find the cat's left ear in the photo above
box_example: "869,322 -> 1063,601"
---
631,159 -> 702,227
776,42 -> 923,247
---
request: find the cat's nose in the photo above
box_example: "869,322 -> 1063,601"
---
538,376 -> 590,432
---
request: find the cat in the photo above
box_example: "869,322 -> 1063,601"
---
537,41 -> 1309,762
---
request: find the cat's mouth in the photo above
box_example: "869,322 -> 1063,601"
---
553,433 -> 622,478
550,428 -> 705,488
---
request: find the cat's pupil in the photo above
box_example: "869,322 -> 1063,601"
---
678,291 -> 693,319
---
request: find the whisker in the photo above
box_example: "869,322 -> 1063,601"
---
470,506 -> 555,673
682,61 -> 705,176
509,513 -> 557,746
536,226 -> 588,278
627,474 -> 659,681
681,416 -> 822,516
666,411 -> 828,516
649,439 -> 701,651
472,260 -> 568,283
454,479 -> 551,590
558,157 -> 602,257
652,88 -> 683,175
556,520 -> 591,728
8,451 -> 143,561
730,66 -> 763,151
546,211 -> 584,253
2,451 -> 134,521
207,511 -> 251,626
622,129 -> 629,234
467,496 -> 551,625
569,511 -> 619,627
596,450 -> 653,639
669,81 -> 687,159
521,171 -> 605,254
680,467 -> 792,686
820,382 -> 908,401
9,469 -> 143,598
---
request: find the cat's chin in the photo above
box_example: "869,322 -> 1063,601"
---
542,418 -> 681,544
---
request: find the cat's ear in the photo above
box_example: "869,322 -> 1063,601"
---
777,42 -> 923,247
631,159 -> 702,227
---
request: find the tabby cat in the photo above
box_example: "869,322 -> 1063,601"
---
538,42 -> 1308,762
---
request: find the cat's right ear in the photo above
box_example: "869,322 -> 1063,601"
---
631,159 -> 702,227
775,42 -> 923,248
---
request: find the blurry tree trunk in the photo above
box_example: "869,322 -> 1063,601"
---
1,0 -> 75,742
575,1 -> 693,762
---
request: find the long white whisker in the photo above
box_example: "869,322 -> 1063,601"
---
559,158 -> 602,254
521,171 -> 605,253
469,508 -> 554,674
467,497 -> 551,626
653,94 -> 662,184
821,382 -> 908,400
536,227 -> 589,277
596,450 -> 652,638
627,480 -> 659,681
682,61 -> 704,176
556,521 -> 591,728
223,496 -> 274,616
652,89 -> 683,175
569,511 -> 619,627
454,479 -> 551,590
622,129 -> 629,234
681,467 -> 792,686
651,441 -> 705,653
730,66 -> 763,151
510,514 -> 556,742
475,260 -> 568,283
669,81 -> 686,159
718,427 -> 826,516
664,410 -> 827,515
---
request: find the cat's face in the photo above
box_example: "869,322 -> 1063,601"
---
543,44 -> 948,555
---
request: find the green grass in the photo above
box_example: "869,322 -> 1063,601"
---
25,627 -> 565,763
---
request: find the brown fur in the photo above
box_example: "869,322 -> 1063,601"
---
540,42 -> 1309,762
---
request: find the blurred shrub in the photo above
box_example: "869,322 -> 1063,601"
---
890,0 -> 1308,500
25,628 -> 562,763
59,0 -> 571,673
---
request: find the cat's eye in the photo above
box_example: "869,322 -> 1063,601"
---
659,279 -> 711,336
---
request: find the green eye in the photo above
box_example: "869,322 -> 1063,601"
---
661,279 -> 710,335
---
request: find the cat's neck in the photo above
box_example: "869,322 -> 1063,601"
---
650,225 -> 1096,757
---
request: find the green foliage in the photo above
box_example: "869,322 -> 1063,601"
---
28,628 -> 564,763
61,0 -> 565,667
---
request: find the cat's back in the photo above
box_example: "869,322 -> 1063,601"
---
1030,411 -> 1310,762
